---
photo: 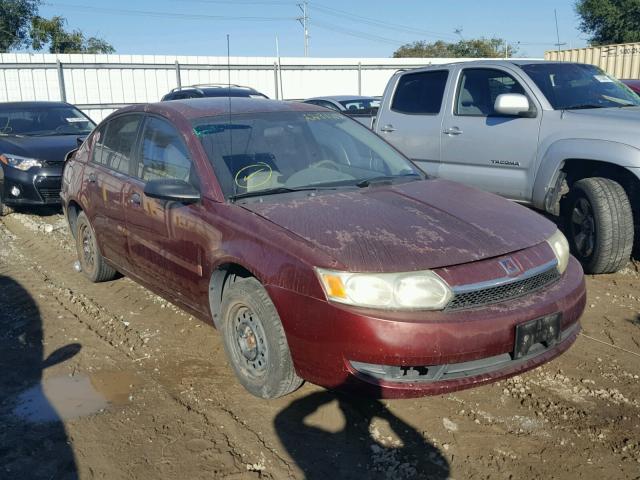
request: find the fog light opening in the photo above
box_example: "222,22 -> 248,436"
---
10,186 -> 21,197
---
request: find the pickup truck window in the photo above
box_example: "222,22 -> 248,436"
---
392,70 -> 448,115
456,68 -> 527,116
520,63 -> 640,109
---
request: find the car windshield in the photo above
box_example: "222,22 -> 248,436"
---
193,111 -> 422,198
0,105 -> 95,136
339,98 -> 380,113
520,63 -> 640,109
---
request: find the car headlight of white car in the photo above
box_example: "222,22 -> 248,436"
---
546,229 -> 570,274
0,153 -> 43,171
316,268 -> 453,310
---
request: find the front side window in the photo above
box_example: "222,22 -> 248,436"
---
100,115 -> 141,174
520,63 -> 640,109
0,105 -> 95,136
456,68 -> 527,116
138,117 -> 192,182
193,111 -> 423,198
391,70 -> 449,115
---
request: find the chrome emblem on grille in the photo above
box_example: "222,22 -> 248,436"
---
499,257 -> 521,276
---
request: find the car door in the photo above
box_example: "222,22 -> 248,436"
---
375,69 -> 450,176
123,115 -> 206,310
83,114 -> 142,271
439,66 -> 542,201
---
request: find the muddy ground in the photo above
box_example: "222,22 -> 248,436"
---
0,209 -> 639,480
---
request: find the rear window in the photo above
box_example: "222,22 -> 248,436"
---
391,70 -> 449,114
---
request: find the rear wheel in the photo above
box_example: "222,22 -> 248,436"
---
220,277 -> 302,399
75,211 -> 117,282
564,177 -> 634,274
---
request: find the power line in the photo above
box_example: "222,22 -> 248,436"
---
313,20 -> 405,46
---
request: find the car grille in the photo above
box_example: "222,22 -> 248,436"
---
446,266 -> 561,311
37,187 -> 61,202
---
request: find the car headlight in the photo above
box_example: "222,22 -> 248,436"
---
316,268 -> 453,310
0,153 -> 43,171
546,229 -> 570,274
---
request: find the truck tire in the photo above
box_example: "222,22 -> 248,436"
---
75,211 -> 118,282
564,177 -> 634,274
220,277 -> 303,399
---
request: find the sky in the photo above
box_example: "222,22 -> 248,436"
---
38,0 -> 589,58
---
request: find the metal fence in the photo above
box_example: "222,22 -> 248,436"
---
1,53 -> 460,122
545,42 -> 640,79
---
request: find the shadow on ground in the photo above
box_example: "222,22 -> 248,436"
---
274,389 -> 450,480
0,274 -> 80,479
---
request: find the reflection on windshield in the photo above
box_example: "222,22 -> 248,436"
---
339,99 -> 380,113
193,111 -> 422,198
0,106 -> 95,136
521,63 -> 640,110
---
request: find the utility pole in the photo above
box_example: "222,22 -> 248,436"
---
554,9 -> 566,53
297,1 -> 309,57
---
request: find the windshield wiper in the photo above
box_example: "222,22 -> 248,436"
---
230,186 -> 337,201
562,104 -> 605,110
356,173 -> 422,188
0,131 -> 24,137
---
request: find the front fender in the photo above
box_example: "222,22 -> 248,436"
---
532,139 -> 640,211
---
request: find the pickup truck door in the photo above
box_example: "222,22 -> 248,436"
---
376,69 -> 450,176
439,66 -> 542,201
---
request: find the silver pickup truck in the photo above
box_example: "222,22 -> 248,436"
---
375,60 -> 640,274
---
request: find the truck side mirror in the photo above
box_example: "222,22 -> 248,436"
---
494,94 -> 534,117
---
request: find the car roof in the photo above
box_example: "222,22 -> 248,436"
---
0,101 -> 74,110
116,98 -> 325,121
305,95 -> 375,101
397,59 -> 591,75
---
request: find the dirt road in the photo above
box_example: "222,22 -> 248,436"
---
1,210 -> 639,480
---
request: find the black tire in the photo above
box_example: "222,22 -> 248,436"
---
564,177 -> 634,274
75,211 -> 117,282
220,277 -> 303,399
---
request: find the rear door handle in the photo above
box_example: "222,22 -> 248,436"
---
87,172 -> 97,183
443,127 -> 463,136
130,192 -> 141,206
380,124 -> 396,133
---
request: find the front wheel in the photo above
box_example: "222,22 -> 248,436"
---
564,177 -> 634,274
0,197 -> 14,216
220,277 -> 303,399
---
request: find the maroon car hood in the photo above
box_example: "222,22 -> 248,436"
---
242,179 -> 556,272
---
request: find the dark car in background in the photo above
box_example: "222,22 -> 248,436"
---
0,101 -> 95,215
161,84 -> 268,101
61,98 -> 585,400
303,95 -> 380,127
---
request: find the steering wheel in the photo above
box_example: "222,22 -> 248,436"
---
310,159 -> 340,171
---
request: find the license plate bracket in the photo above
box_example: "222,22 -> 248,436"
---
513,313 -> 561,359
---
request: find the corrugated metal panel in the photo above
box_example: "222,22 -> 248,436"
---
546,42 -> 640,79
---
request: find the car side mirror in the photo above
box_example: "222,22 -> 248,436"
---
76,135 -> 87,147
143,179 -> 201,203
494,94 -> 533,117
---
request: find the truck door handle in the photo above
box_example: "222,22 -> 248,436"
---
380,124 -> 396,133
130,192 -> 141,206
443,127 -> 463,136
87,173 -> 97,183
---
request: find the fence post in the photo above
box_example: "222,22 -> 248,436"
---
273,62 -> 279,100
56,60 -> 67,102
358,62 -> 362,96
175,60 -> 182,88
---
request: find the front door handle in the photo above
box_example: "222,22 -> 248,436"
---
380,124 -> 396,133
87,172 -> 97,183
130,192 -> 141,206
443,127 -> 463,136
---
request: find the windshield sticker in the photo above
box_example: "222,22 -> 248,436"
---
234,162 -> 273,190
193,124 -> 251,137
66,117 -> 87,122
594,75 -> 614,83
303,112 -> 343,122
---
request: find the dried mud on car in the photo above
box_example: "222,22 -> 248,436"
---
0,211 -> 639,479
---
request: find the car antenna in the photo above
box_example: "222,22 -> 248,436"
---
227,34 -> 237,200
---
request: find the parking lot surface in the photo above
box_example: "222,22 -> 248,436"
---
1,210 -> 639,479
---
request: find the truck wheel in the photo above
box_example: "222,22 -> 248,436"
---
220,277 -> 303,399
564,177 -> 634,274
75,211 -> 117,282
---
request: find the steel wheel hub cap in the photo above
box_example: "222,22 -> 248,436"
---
233,307 -> 267,375
81,226 -> 95,268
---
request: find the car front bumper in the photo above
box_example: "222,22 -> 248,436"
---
0,164 -> 63,206
268,256 -> 586,398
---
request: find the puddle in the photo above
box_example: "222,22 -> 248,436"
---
12,371 -> 137,423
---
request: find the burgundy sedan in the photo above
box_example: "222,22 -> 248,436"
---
621,79 -> 640,94
61,98 -> 586,399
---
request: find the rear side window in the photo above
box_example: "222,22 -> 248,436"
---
391,70 -> 449,114
456,68 -> 527,116
94,115 -> 141,174
137,117 -> 193,183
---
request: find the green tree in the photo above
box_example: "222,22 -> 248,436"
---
576,0 -> 640,45
393,37 -> 517,58
30,16 -> 114,53
0,0 -> 40,51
